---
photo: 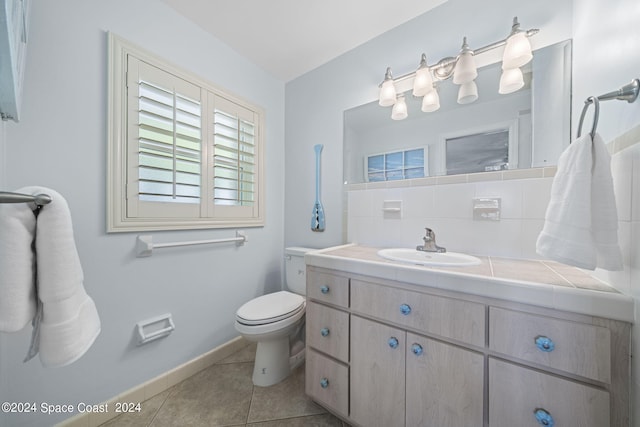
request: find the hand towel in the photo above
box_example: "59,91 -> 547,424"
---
0,201 -> 37,331
0,187 -> 101,367
536,133 -> 623,271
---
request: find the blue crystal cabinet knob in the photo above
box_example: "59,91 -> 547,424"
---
320,328 -> 330,337
320,377 -> 329,388
535,336 -> 555,352
411,343 -> 423,356
388,337 -> 399,349
320,285 -> 330,294
534,408 -> 554,426
400,303 -> 412,315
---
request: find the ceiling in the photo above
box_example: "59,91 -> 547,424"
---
161,0 -> 448,82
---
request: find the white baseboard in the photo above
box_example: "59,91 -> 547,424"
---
57,336 -> 247,427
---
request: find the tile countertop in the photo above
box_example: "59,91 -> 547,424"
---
305,244 -> 634,323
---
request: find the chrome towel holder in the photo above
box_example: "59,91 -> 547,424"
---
577,78 -> 640,139
0,191 -> 52,207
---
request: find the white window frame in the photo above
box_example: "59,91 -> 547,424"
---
364,146 -> 428,182
437,120 -> 519,176
107,33 -> 265,232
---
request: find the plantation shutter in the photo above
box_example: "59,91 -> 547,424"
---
209,95 -> 260,218
126,57 -> 204,218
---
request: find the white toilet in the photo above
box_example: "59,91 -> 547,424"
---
235,247 -> 314,387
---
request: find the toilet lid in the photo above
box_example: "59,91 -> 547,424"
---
236,291 -> 305,325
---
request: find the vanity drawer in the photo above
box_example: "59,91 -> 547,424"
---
306,302 -> 349,362
351,280 -> 485,347
489,358 -> 610,427
305,348 -> 349,417
307,270 -> 349,308
489,307 -> 611,383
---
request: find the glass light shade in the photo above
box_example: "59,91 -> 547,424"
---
421,89 -> 440,112
452,51 -> 477,84
379,79 -> 397,106
499,67 -> 525,94
391,95 -> 408,120
412,67 -> 433,97
502,32 -> 532,69
457,81 -> 478,104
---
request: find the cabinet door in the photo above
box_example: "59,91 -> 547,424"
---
351,316 -> 405,427
489,358 -> 610,427
406,333 -> 484,427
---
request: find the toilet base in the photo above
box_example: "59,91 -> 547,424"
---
252,337 -> 292,387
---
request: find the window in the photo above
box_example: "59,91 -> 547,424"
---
365,148 -> 427,182
108,33 -> 264,232
439,121 -> 518,176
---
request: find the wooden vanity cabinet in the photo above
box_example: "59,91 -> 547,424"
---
305,266 -> 630,427
350,316 -> 405,427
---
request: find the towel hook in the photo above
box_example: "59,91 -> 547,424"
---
577,96 -> 600,139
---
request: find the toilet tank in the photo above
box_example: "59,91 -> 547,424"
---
285,247 -> 316,295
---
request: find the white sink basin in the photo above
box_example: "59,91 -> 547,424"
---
377,248 -> 481,267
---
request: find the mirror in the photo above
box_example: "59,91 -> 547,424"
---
344,39 -> 572,184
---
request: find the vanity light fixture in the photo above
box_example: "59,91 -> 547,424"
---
378,17 -> 538,119
421,86 -> 440,112
412,54 -> 433,97
391,94 -> 408,120
379,67 -> 397,106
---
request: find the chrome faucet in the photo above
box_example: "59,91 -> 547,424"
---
416,227 -> 446,253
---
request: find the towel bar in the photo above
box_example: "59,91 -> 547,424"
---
0,191 -> 52,206
136,231 -> 247,257
577,78 -> 639,139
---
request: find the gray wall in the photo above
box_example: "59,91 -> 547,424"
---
0,1 -> 285,426
284,0 -> 574,248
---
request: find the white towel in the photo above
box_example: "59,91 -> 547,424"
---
0,187 -> 101,367
536,133 -> 623,271
0,201 -> 37,332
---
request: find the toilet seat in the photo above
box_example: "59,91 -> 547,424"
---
236,291 -> 305,326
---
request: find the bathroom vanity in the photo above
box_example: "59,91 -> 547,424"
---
304,245 -> 633,427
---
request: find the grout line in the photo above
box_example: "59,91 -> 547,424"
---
144,391 -> 170,427
487,256 -> 495,277
540,261 -> 576,288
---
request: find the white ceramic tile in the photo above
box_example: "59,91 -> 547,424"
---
474,180 -> 523,219
521,178 -> 553,219
633,145 -> 640,222
520,219 -> 545,260
346,216 -> 373,245
402,186 -> 435,219
610,149 -> 633,221
433,183 -> 475,219
372,215 -> 406,247
629,221 -> 640,301
347,190 -> 373,218
369,188 -> 404,220
464,219 -> 523,258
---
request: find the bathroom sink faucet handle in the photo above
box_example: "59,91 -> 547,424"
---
416,227 -> 447,253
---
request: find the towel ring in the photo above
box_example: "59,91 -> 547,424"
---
577,96 -> 600,139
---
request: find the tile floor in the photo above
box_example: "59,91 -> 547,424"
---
99,342 -> 349,427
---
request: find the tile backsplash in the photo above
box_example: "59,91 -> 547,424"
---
347,168 -> 556,259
